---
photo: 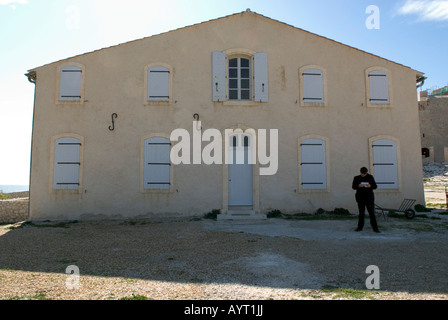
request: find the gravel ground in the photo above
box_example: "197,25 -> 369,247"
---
1,164 -> 447,301
0,215 -> 447,300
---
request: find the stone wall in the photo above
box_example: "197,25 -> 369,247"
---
0,193 -> 29,224
419,95 -> 448,162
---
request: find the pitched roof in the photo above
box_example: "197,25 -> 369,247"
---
27,9 -> 423,75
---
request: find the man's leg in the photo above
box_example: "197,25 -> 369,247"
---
356,201 -> 366,230
366,200 -> 379,232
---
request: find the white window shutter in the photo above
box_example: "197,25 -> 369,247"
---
144,137 -> 171,189
302,69 -> 324,103
59,66 -> 82,101
148,66 -> 170,101
372,139 -> 398,189
212,51 -> 226,102
253,52 -> 268,102
53,137 -> 81,190
300,139 -> 326,190
369,70 -> 389,104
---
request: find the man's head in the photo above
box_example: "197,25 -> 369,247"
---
360,167 -> 368,176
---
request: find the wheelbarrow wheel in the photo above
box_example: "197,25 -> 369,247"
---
404,209 -> 415,219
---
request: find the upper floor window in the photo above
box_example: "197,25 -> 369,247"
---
300,66 -> 326,106
367,68 -> 390,106
212,50 -> 268,103
147,66 -> 170,102
228,57 -> 251,100
58,65 -> 83,102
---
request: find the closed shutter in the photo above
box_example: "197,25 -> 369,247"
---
144,137 -> 171,189
300,139 -> 326,190
253,52 -> 268,102
59,66 -> 82,101
212,51 -> 226,102
302,68 -> 324,103
148,66 -> 169,101
53,137 -> 81,189
369,70 -> 389,104
372,139 -> 398,189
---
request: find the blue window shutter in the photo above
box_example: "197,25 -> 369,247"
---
369,70 -> 389,104
148,66 -> 170,101
302,68 -> 324,103
212,51 -> 226,102
53,137 -> 81,190
301,139 -> 326,190
144,137 -> 171,189
253,52 -> 268,102
372,139 -> 398,189
59,66 -> 82,101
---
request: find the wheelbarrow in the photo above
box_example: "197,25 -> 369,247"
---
374,199 -> 416,220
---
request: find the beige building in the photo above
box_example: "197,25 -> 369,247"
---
25,10 -> 425,221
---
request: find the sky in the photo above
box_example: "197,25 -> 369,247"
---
0,0 -> 447,185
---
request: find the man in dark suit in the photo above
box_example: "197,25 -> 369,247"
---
352,167 -> 380,233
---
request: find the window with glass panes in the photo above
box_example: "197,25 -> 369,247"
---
228,57 -> 251,100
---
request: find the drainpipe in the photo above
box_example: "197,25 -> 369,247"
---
25,71 -> 36,84
24,70 -> 36,221
416,75 -> 427,89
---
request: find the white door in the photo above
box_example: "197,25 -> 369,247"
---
228,134 -> 253,206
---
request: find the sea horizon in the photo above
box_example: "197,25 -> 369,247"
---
0,185 -> 30,193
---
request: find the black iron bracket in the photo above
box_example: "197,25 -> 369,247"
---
109,113 -> 118,131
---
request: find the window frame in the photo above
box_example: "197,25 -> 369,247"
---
369,136 -> 401,192
56,62 -> 85,105
144,63 -> 173,105
213,48 -> 268,105
228,56 -> 252,101
141,134 -> 174,193
365,66 -> 392,108
297,135 -> 330,193
50,133 -> 84,193
299,65 -> 327,107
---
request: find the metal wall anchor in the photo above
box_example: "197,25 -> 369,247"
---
109,113 -> 118,131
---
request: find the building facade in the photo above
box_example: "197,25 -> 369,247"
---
419,91 -> 448,163
26,10 -> 425,220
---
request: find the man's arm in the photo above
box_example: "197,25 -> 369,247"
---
352,176 -> 359,190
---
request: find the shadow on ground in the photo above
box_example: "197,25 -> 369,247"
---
1,216 -> 447,295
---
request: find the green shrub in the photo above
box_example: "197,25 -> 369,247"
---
0,191 -> 11,200
204,209 -> 221,220
267,209 -> 282,218
414,204 -> 432,212
332,208 -> 351,216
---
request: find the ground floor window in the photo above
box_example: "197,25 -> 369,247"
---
371,138 -> 399,189
143,137 -> 171,190
299,137 -> 327,190
53,137 -> 82,190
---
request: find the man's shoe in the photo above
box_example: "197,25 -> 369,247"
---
374,229 -> 381,233
355,228 -> 362,232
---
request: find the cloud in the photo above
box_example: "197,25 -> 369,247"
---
398,0 -> 448,21
0,0 -> 28,5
